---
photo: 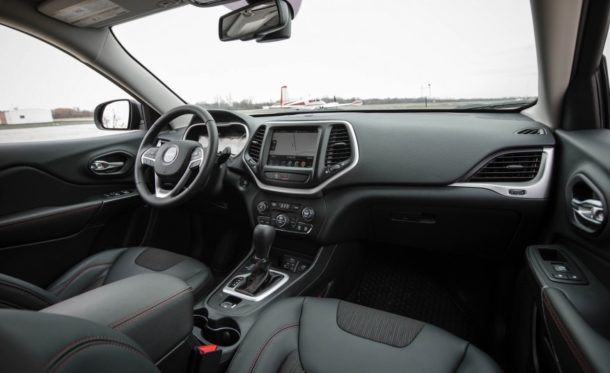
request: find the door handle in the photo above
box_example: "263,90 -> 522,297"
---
89,160 -> 125,173
570,198 -> 605,225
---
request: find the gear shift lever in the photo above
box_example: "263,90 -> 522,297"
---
253,224 -> 276,262
237,224 -> 276,296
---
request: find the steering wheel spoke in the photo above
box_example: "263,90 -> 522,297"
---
154,167 -> 194,198
141,146 -> 159,167
189,146 -> 206,169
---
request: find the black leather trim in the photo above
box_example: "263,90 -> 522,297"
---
0,201 -> 101,247
0,310 -> 158,373
47,248 -> 126,301
1,246 -> 212,310
47,337 -> 148,373
541,287 -> 610,373
43,273 -> 194,364
0,273 -> 57,310
47,247 -> 212,303
228,297 -> 501,373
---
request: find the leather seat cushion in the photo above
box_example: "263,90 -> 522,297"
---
227,297 -> 501,373
46,247 -> 212,303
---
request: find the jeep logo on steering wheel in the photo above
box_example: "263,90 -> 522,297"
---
162,146 -> 179,164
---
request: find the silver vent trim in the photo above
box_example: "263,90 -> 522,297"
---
450,147 -> 554,199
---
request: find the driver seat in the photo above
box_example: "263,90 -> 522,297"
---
0,246 -> 213,310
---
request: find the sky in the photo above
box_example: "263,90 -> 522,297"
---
0,0 -> 540,111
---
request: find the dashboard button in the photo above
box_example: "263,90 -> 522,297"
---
275,214 -> 288,228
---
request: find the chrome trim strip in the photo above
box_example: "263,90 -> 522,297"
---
242,120 -> 359,195
222,269 -> 289,302
450,147 -> 554,199
183,122 -> 250,158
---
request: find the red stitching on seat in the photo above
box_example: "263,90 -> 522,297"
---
248,323 -> 299,373
48,338 -> 147,373
543,292 -> 593,373
110,287 -> 191,329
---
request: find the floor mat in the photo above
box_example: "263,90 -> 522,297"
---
348,248 -> 496,350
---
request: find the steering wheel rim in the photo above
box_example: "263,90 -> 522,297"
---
135,105 -> 218,207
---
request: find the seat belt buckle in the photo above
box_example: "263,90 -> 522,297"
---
190,344 -> 221,373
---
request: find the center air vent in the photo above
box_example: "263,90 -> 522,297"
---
325,124 -> 352,167
469,150 -> 543,182
248,126 -> 266,162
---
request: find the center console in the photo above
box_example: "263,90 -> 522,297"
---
243,120 -> 357,235
192,223 -> 343,367
189,121 -> 358,366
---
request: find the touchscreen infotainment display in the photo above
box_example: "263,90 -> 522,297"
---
267,130 -> 318,168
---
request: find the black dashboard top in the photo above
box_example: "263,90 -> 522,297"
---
165,110 -> 555,193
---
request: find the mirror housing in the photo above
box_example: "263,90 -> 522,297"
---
219,0 -> 291,42
257,20 -> 291,43
94,99 -> 142,130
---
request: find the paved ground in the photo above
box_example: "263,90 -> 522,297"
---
0,122 -> 125,143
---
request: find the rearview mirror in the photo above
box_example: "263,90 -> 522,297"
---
94,99 -> 141,130
219,0 -> 291,42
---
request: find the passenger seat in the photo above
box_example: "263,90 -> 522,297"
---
227,297 -> 501,373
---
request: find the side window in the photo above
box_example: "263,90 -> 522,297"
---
0,25 -> 133,143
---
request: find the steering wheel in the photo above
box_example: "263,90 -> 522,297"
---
135,105 -> 218,207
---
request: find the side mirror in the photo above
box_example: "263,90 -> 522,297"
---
219,0 -> 291,42
94,99 -> 142,130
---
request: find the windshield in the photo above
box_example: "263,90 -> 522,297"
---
114,0 -> 537,114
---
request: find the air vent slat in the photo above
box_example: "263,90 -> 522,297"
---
469,150 -> 543,182
325,125 -> 352,166
517,128 -> 546,135
248,126 -> 266,163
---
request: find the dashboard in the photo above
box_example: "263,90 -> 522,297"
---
166,109 -> 555,257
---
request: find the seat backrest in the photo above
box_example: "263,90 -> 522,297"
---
0,309 -> 159,373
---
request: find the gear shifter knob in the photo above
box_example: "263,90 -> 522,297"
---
253,224 -> 275,262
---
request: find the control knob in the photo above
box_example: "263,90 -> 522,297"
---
275,214 -> 288,228
301,207 -> 315,222
256,201 -> 269,214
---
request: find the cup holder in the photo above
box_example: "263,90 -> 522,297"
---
193,314 -> 241,347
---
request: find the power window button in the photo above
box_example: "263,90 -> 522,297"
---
553,264 -> 569,272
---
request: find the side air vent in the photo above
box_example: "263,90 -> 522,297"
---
469,150 -> 543,182
517,128 -> 546,135
325,124 -> 352,167
248,126 -> 266,162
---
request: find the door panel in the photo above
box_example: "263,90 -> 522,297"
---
524,129 -> 610,373
0,131 -> 147,287
551,130 -> 610,260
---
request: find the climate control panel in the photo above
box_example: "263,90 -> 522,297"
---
255,200 -> 315,234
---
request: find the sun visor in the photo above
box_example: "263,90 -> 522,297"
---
38,0 -> 182,28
